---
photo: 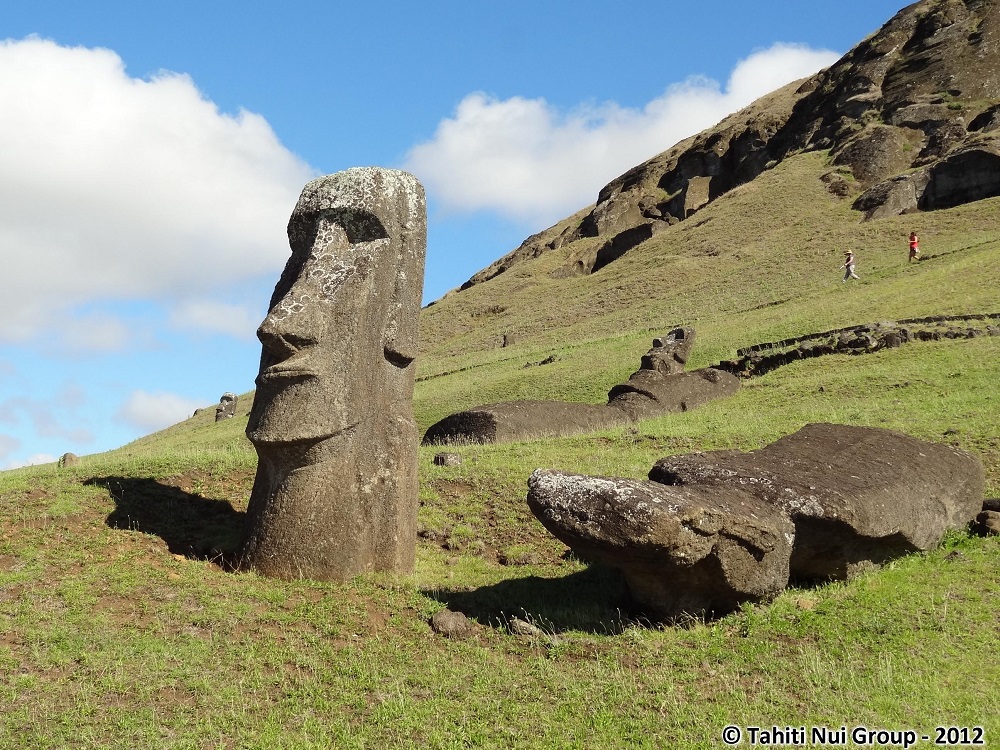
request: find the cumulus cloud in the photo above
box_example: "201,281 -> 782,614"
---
0,393 -> 94,443
2,453 -> 57,470
168,300 -> 263,339
115,390 -> 207,433
0,36 -> 315,345
0,434 -> 21,460
404,43 -> 839,226
43,314 -> 134,355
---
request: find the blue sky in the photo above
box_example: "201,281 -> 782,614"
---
1,0 -> 908,468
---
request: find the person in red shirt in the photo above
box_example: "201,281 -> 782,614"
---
909,231 -> 920,262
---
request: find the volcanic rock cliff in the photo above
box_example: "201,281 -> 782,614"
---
460,0 -> 1000,290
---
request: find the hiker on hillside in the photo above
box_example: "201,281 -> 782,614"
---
909,231 -> 920,262
842,251 -> 859,282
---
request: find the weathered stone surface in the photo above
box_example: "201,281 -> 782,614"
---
58,452 -> 79,468
853,172 -> 930,219
972,510 -> 1000,536
641,326 -> 695,374
430,608 -> 474,638
423,400 -> 622,445
508,617 -> 553,639
215,392 -> 238,422
832,125 -> 913,186
649,423 -> 985,581
528,424 -> 984,618
607,368 -> 740,420
920,144 -> 1000,210
240,167 -> 426,581
591,222 -> 663,273
527,469 -> 794,619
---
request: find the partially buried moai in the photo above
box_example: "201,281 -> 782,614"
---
239,167 -> 426,580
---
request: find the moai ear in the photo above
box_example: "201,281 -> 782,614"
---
382,177 -> 426,369
383,232 -> 422,368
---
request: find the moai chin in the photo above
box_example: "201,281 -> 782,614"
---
240,167 -> 426,580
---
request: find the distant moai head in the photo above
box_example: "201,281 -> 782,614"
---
247,168 -> 426,445
215,392 -> 238,422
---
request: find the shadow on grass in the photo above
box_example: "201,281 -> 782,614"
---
86,476 -> 245,566
426,563 -> 647,634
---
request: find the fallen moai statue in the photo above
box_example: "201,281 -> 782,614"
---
527,423 -> 984,619
422,326 -> 739,444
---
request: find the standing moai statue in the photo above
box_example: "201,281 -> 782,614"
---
215,392 -> 238,421
239,167 -> 426,580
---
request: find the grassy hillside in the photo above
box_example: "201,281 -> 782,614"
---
1,147 -> 998,748
417,150 -> 1000,427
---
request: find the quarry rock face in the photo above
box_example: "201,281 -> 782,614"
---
241,167 -> 426,581
421,327 -> 739,445
528,424 -> 984,618
457,0 -> 1000,289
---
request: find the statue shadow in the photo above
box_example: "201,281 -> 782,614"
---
86,476 -> 246,568
426,563 -> 650,634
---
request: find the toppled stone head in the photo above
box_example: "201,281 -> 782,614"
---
241,168 -> 426,581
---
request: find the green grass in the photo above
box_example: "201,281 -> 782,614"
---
2,150 -> 999,748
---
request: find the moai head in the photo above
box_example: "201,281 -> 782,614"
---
215,392 -> 238,422
246,168 -> 426,445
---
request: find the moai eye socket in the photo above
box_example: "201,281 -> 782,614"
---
321,209 -> 389,244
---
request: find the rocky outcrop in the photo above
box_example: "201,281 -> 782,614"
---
527,424 -> 985,619
714,314 -> 1000,379
456,0 -> 1000,291
422,327 -> 739,445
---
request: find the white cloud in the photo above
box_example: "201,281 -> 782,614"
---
115,389 -> 207,433
0,434 -> 20,460
0,36 -> 315,345
0,394 -> 94,443
404,43 -> 839,226
2,453 -> 56,470
168,300 -> 263,340
43,314 -> 134,354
